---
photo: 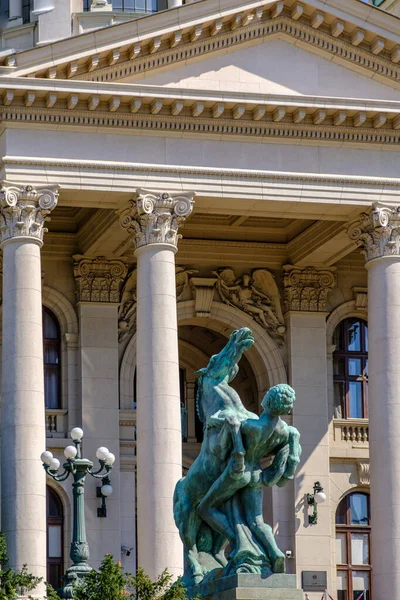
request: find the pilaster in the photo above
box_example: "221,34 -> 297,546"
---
74,255 -> 127,567
283,265 -> 336,599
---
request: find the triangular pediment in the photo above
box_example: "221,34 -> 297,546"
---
120,37 -> 400,101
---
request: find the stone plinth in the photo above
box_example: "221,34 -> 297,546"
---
187,574 -> 303,600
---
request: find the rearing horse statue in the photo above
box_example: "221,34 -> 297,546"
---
173,328 -> 302,586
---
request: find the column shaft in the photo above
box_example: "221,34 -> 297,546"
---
136,244 -> 182,579
367,258 -> 400,599
1,240 -> 47,582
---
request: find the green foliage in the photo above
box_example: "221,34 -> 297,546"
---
73,555 -> 126,600
46,582 -> 62,600
130,567 -> 192,600
0,533 -> 41,600
72,555 -> 192,600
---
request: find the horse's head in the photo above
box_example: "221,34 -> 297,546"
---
196,328 -> 255,384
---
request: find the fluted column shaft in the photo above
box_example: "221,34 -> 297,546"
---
120,189 -> 194,579
0,184 -> 58,591
348,204 -> 400,600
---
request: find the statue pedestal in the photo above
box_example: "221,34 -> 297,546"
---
187,574 -> 303,600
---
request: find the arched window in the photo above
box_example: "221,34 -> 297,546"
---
43,308 -> 61,409
47,487 -> 64,590
333,319 -> 368,419
336,492 -> 371,600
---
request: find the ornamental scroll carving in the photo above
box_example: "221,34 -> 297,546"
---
213,268 -> 286,340
347,203 -> 400,262
119,189 -> 195,250
73,256 -> 128,303
283,266 -> 336,312
0,184 -> 58,245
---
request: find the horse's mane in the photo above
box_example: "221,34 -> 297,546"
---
195,369 -> 206,424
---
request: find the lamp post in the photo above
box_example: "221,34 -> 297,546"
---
41,427 -> 115,599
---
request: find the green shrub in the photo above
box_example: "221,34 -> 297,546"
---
0,533 -> 41,600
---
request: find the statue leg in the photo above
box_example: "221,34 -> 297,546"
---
181,509 -> 205,584
197,464 -> 250,544
212,531 -> 228,567
241,484 -> 285,573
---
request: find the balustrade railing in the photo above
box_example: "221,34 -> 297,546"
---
45,409 -> 68,437
333,419 -> 369,445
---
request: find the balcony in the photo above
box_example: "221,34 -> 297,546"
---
45,409 -> 68,438
331,419 -> 369,459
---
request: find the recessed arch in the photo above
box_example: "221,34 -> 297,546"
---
42,286 -> 78,336
327,300 -> 367,347
120,300 -> 287,409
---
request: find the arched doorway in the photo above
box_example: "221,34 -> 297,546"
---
47,487 -> 64,590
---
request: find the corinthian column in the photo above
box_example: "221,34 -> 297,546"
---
0,183 -> 58,590
348,204 -> 400,600
120,189 -> 194,579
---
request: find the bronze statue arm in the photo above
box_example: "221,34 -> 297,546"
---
276,426 -> 302,487
261,445 -> 290,487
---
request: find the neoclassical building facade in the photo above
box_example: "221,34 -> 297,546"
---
0,0 -> 400,599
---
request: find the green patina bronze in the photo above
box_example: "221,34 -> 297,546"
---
173,328 -> 301,587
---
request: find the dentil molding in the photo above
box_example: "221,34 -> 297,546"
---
0,183 -> 58,245
347,203 -> 400,262
73,255 -> 128,303
119,189 -> 195,250
283,265 -> 337,312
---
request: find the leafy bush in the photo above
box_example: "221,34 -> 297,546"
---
73,555 -> 192,600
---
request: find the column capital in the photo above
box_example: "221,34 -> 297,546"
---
347,203 -> 400,262
0,183 -> 58,246
119,189 -> 195,250
283,265 -> 337,313
73,255 -> 128,303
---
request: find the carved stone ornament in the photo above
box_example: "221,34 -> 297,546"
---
213,267 -> 286,340
283,266 -> 336,313
347,203 -> 400,262
357,460 -> 370,487
119,189 -> 195,250
73,255 -> 128,303
0,183 -> 58,245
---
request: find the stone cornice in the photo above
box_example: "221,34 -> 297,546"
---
6,0 -> 400,86
0,182 -> 58,245
1,84 -> 400,145
347,202 -> 400,261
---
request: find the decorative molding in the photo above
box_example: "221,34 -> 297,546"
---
353,287 -> 368,310
357,460 -> 370,487
190,277 -> 217,318
68,14 -> 400,86
347,203 -> 400,262
119,189 -> 195,250
1,105 -> 400,145
213,267 -> 285,341
283,265 -> 337,312
73,255 -> 128,303
0,183 -> 58,245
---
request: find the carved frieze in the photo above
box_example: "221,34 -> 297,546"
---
213,268 -> 285,338
119,189 -> 195,250
283,266 -> 336,312
0,184 -> 58,245
347,203 -> 400,262
73,255 -> 127,303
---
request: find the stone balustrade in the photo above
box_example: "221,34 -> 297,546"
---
333,419 -> 369,445
45,409 -> 68,438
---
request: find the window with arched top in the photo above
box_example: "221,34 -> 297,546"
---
333,319 -> 368,419
43,308 -> 61,409
47,487 -> 64,590
336,492 -> 371,600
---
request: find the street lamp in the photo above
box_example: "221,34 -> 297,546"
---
307,481 -> 327,525
41,427 -> 115,599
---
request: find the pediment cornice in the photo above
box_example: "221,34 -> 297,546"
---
0,78 -> 400,146
4,0 -> 400,87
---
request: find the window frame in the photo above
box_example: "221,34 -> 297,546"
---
46,487 -> 64,590
333,318 -> 369,420
43,307 -> 62,410
336,492 -> 372,600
